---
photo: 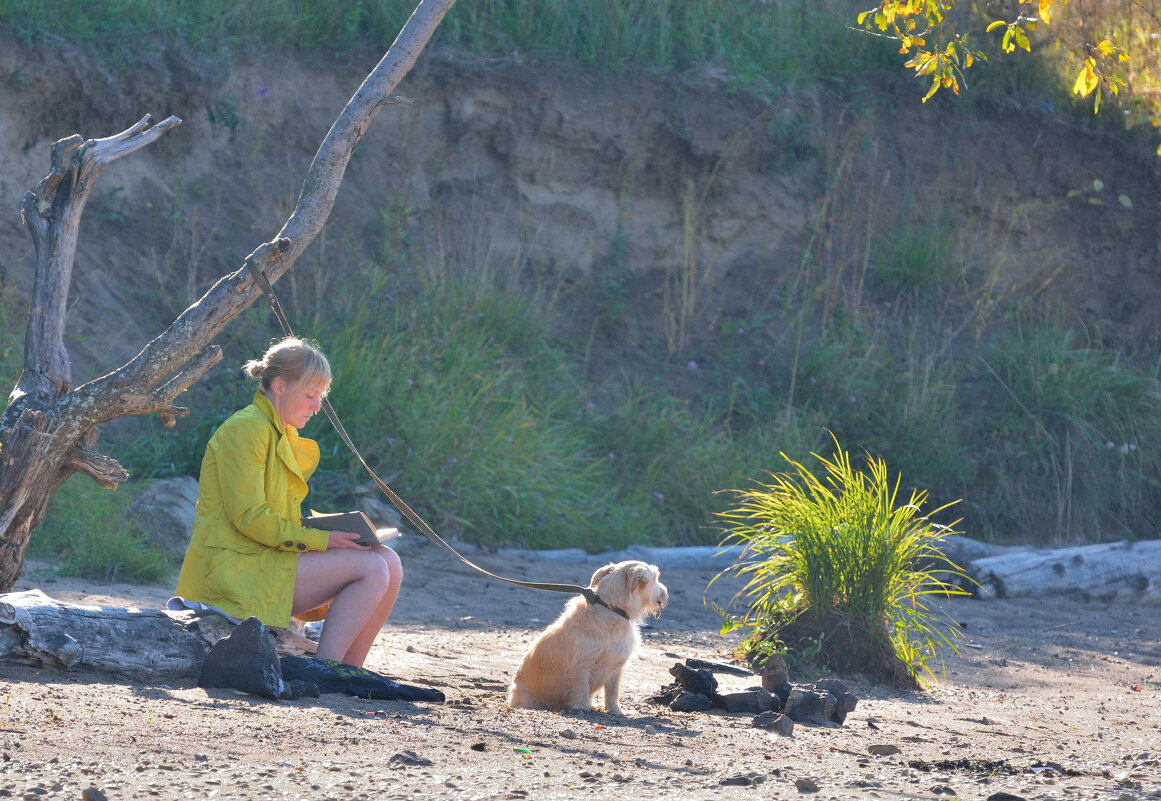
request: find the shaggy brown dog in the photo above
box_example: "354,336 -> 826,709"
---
507,560 -> 668,715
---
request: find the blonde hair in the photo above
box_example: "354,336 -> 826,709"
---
243,337 -> 332,392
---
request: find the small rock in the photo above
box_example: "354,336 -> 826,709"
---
817,690 -> 838,722
670,691 -> 715,712
868,744 -> 901,756
720,772 -> 765,787
932,785 -> 956,796
753,711 -> 794,737
651,682 -> 684,706
784,688 -> 826,725
985,793 -> 1027,801
643,725 -> 658,735
813,678 -> 859,724
769,681 -> 793,705
718,687 -> 776,714
560,729 -> 577,739
761,652 -> 790,690
469,742 -> 487,752
81,791 -> 107,801
388,750 -> 433,769
668,663 -> 718,697
794,777 -> 820,793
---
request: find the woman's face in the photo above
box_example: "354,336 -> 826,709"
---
269,376 -> 329,430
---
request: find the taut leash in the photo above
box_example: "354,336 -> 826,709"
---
245,259 -> 629,620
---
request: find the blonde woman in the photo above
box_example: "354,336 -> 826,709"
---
175,337 -> 401,667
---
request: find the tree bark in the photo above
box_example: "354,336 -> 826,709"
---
0,0 -> 457,592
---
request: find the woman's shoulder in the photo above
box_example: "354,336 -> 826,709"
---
211,402 -> 277,444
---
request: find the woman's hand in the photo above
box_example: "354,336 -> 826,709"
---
326,530 -> 369,550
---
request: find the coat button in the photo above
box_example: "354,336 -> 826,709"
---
296,543 -> 306,550
283,540 -> 294,548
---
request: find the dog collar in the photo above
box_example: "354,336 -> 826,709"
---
581,588 -> 630,619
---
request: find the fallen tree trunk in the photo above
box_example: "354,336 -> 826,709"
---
0,588 -> 315,682
967,539 -> 1161,603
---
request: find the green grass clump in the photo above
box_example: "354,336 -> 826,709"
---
971,329 -> 1161,542
31,477 -> 172,584
715,436 -> 970,688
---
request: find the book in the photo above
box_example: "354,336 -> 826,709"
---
301,510 -> 398,548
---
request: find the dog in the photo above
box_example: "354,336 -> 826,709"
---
507,560 -> 668,715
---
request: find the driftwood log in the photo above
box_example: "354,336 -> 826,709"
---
0,588 -> 315,681
967,539 -> 1161,603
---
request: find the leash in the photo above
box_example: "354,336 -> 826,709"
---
245,259 -> 629,620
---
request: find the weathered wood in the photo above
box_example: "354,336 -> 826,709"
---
968,539 -> 1161,603
0,589 -> 316,681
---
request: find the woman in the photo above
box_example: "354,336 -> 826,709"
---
175,337 -> 402,667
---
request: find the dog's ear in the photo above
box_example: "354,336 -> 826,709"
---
631,564 -> 655,590
589,562 -> 619,588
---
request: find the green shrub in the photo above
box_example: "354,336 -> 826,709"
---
31,477 -> 172,584
715,435 -> 970,688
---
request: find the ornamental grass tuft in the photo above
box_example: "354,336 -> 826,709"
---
714,434 -> 971,688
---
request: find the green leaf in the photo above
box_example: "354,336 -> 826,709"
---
986,20 -> 1005,33
1118,194 -> 1133,209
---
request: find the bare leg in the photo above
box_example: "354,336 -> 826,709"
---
292,545 -> 402,666
341,545 -> 402,665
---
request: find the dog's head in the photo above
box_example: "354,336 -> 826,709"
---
589,560 -> 668,621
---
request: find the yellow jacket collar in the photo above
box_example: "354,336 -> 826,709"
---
253,390 -> 284,435
253,390 -> 320,481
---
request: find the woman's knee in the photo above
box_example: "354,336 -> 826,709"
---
376,546 -> 403,585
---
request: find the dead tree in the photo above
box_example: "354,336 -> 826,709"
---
0,0 -> 458,593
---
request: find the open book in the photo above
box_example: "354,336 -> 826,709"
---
301,511 -> 400,548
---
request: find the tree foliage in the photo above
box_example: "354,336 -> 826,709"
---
857,0 -> 1161,154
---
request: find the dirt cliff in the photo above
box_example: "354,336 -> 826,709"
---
1,33 -> 1159,391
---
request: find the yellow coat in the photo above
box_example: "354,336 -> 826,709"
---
175,391 -> 330,627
